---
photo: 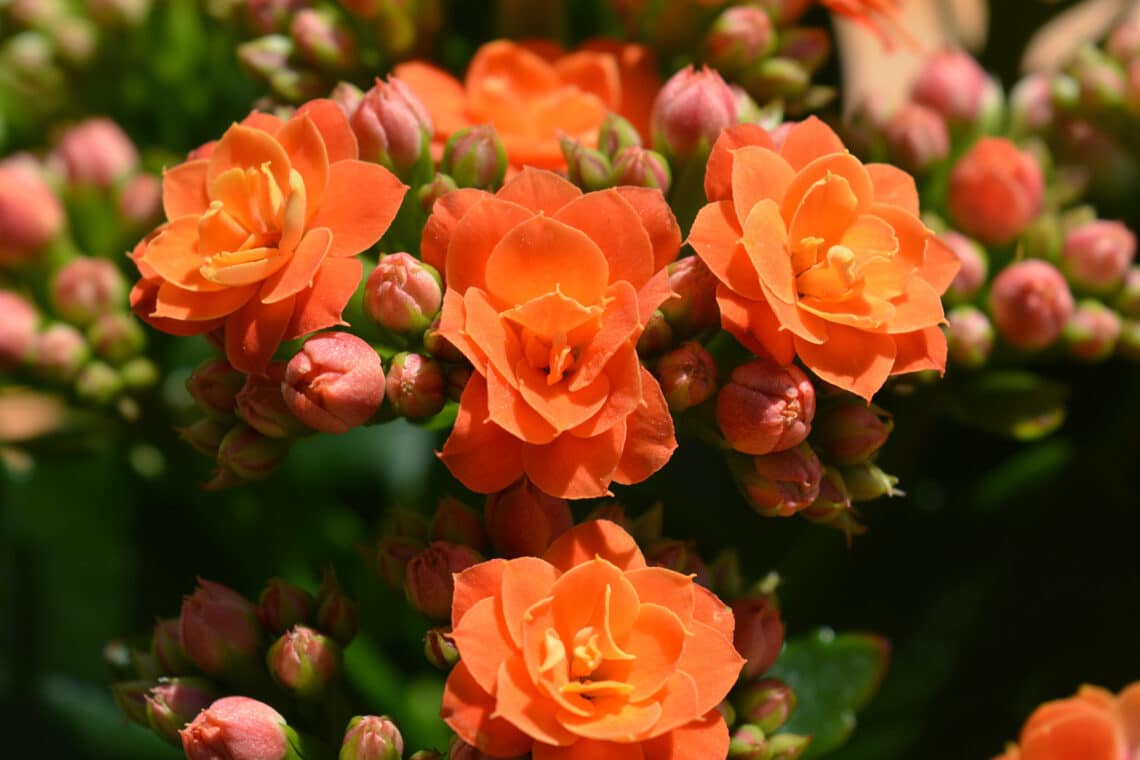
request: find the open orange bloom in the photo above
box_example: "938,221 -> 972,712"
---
442,519 -> 744,759
427,168 -> 680,499
394,39 -> 660,170
688,118 -> 959,401
130,100 -> 407,373
993,682 -> 1140,760
821,0 -> 913,47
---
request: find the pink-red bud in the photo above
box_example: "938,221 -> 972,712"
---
363,253 -> 442,335
290,8 -> 356,70
179,580 -> 263,677
948,138 -> 1044,246
283,332 -> 386,434
717,360 -> 816,455
375,535 -> 424,589
655,341 -> 717,411
651,65 -> 738,160
178,417 -> 231,458
945,305 -> 994,368
646,539 -> 712,588
187,359 -> 244,419
1009,73 -> 1055,135
385,352 -> 446,419
404,541 -> 482,620
245,0 -> 307,33
660,256 -> 719,337
1061,219 -> 1137,292
216,424 -> 291,481
484,478 -> 573,558
736,678 -> 797,734
732,596 -> 785,679
429,496 -> 488,552
812,399 -> 893,465
180,696 -> 289,760
441,125 -> 508,189
257,578 -> 315,635
146,677 -> 219,746
941,231 -> 989,300
705,5 -> 776,77
350,76 -> 434,175
733,443 -> 823,518
990,260 -> 1074,349
729,723 -> 768,759
341,715 -> 404,760
314,568 -> 358,645
912,49 -> 990,124
0,291 -> 38,368
417,172 -> 460,213
87,312 -> 145,363
112,679 -> 156,726
596,112 -> 642,160
51,257 -> 126,326
236,366 -> 308,439
611,145 -> 671,191
883,102 -> 949,172
33,323 -> 89,381
54,118 -> 138,188
1065,300 -> 1122,361
267,625 -> 341,696
152,618 -> 192,676
423,314 -> 466,362
119,173 -> 162,226
0,155 -> 64,265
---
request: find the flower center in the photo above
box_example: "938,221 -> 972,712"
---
522,328 -> 578,385
797,244 -> 859,300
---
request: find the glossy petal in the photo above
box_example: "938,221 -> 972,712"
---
624,567 -> 695,629
613,187 -> 682,274
571,343 -> 642,439
887,277 -> 946,333
162,160 -> 210,219
452,558 -> 507,630
741,199 -> 794,303
496,658 -> 581,746
692,585 -> 735,640
153,281 -> 255,321
646,671 -> 701,737
787,166 -> 864,254
866,163 -> 919,214
594,603 -> 686,701
487,365 -> 560,445
550,559 -> 639,648
522,423 -> 625,499
445,197 -> 534,299
274,114 -> 329,213
571,282 -> 640,391
640,709 -> 729,760
308,160 -> 406,258
464,288 -> 523,382
559,698 -> 663,742
544,520 -> 648,573
142,216 -> 223,293
554,190 -> 654,288
439,375 -> 526,493
260,226 -> 332,304
918,231 -> 962,294
497,167 -> 582,216
1117,682 -> 1140,748
442,662 -> 535,757
715,285 -> 796,365
688,201 -> 764,301
705,124 -> 775,203
501,556 -> 560,647
533,738 -> 643,760
731,146 -> 796,226
674,620 -> 744,716
420,188 -> 487,275
207,124 -> 292,193
284,256 -> 361,339
295,99 -> 358,163
451,596 -> 516,693
484,216 -> 610,308
223,294 -> 296,373
611,368 -> 677,486
516,360 -> 610,433
794,324 -> 897,401
778,115 -> 847,171
891,326 -> 947,375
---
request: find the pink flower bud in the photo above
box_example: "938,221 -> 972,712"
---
146,677 -> 219,746
429,496 -> 488,552
423,313 -> 465,362
267,625 -> 341,696
717,360 -> 816,455
612,145 -> 671,191
417,172 -> 459,213
777,27 -> 830,73
636,310 -> 674,356
152,618 -> 192,676
655,341 -> 717,412
363,253 -> 442,335
257,578 -> 315,634
179,580 -> 264,677
0,155 -> 64,265
941,231 -> 988,300
87,312 -> 145,363
802,467 -> 865,539
945,305 -> 994,368
51,257 -> 126,326
314,567 -> 358,645
424,627 -> 459,671
342,715 -> 404,760
1009,73 -> 1054,134
404,541 -> 483,620
330,80 -> 365,117
729,723 -> 768,759
33,323 -> 89,381
180,696 -> 289,760
739,57 -> 811,103
441,125 -> 508,190
484,478 -> 573,558
283,332 -> 385,434
812,399 -> 893,465
883,102 -> 949,172
54,117 -> 138,188
290,8 -> 356,69
948,138 -> 1044,246
385,352 -> 446,419
990,260 -> 1074,350
187,358 -> 245,419
736,678 -> 797,734
912,50 -> 990,124
350,76 -> 434,175
733,443 -> 823,518
375,535 -> 424,589
119,173 -> 162,226
660,256 -> 720,337
705,4 -> 776,77
651,65 -> 738,160
1116,266 -> 1140,317
0,291 -> 38,368
596,112 -> 642,160
236,367 -> 308,439
1061,219 -> 1137,292
216,423 -> 291,482
1065,300 -> 1122,362
732,596 -> 785,679
560,135 -> 613,192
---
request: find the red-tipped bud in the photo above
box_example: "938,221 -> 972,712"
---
941,231 -> 989,300
364,253 -> 442,335
949,138 -> 1044,246
351,76 -> 434,176
187,358 -> 245,419
423,313 -> 466,362
0,155 -> 64,265
375,535 -> 424,589
1065,300 -> 1122,361
561,136 -> 614,192
1061,219 -> 1136,293
429,496 -> 488,552
146,677 -> 219,746
178,417 -> 230,458
87,312 -> 145,364
883,103 -> 949,172
1009,73 -> 1055,135
33,323 -> 89,381
945,305 -> 994,368
732,596 -> 785,679
612,145 -> 671,192
912,49 -> 991,124
330,81 -> 365,117
404,541 -> 482,620
485,478 -> 573,558
290,8 -> 356,70
596,112 -> 642,160
717,360 -> 816,455
112,679 -> 155,726
736,678 -> 797,734
119,173 -> 162,226
314,568 -> 358,645
660,256 -> 720,337
341,715 -> 404,760
417,172 -> 460,213
777,27 -> 830,73
647,539 -> 712,587
51,257 -> 126,326
236,367 -> 308,439
812,399 -> 893,465
267,625 -> 341,696
802,468 -> 866,539
179,580 -> 263,677
386,352 -> 446,418
441,125 -> 508,190
705,4 -> 776,77
257,578 -> 315,635
0,291 -> 38,368
990,260 -> 1074,349
54,117 -> 138,188
636,310 -> 674,356
729,723 -> 768,759
651,65 -> 738,160
283,332 -> 386,434
655,341 -> 717,412
732,443 -> 823,518
842,461 -> 902,502
423,626 -> 459,671
216,424 -> 291,481
766,733 -> 812,760
152,618 -> 192,676
180,696 -> 290,760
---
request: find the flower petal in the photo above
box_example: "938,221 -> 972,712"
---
794,324 -> 897,401
544,520 -> 647,573
787,166 -> 864,254
778,115 -> 847,171
624,567 -> 695,630
594,602 -> 686,702
516,360 -> 610,433
452,558 -> 507,630
645,670 -> 701,738
555,50 -> 621,108
295,98 -> 358,164
421,188 -> 488,276
571,282 -> 640,392
142,216 -> 224,293
571,343 -> 642,439
611,367 -> 676,486
496,658 -> 581,747
451,596 -> 517,693
741,198 -> 794,304
284,256 -> 361,339
439,375 -> 526,493
731,146 -> 796,227
715,285 -> 796,364
501,556 -> 560,647
393,61 -> 471,138
207,124 -> 293,196
259,227 -> 332,304
558,697 -> 663,742
692,585 -> 734,640
437,289 -> 486,369
890,326 -> 947,375
918,230 -> 962,295
307,160 -> 407,258
705,124 -> 775,203
223,294 -> 296,374
487,363 -> 559,445
522,423 -> 625,499
153,281 -> 255,322
162,160 -> 210,219
445,196 -> 534,297
532,738 -> 644,760
497,167 -> 582,215
131,279 -> 222,337
464,288 -> 524,382
613,187 -> 682,274
640,709 -> 729,760
636,268 -> 676,327
484,216 -> 610,308
866,163 -> 919,215
1118,682 -> 1140,749
688,201 -> 764,301
674,619 -> 745,717
275,113 -> 329,214
442,661 -> 535,757
554,190 -> 654,289
886,277 -> 946,333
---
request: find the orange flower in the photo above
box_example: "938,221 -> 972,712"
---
688,118 -> 959,401
442,519 -> 744,759
129,101 -> 407,373
994,682 -> 1140,760
394,39 -> 660,170
427,167 -> 680,499
821,0 -> 913,47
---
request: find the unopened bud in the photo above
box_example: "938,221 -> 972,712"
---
655,341 -> 717,411
0,291 -> 38,368
0,155 -> 63,266
236,367 -> 308,439
291,8 -> 356,70
178,417 -> 230,458
364,253 -> 442,335
1009,74 -> 1055,135
152,618 -> 192,676
485,478 -> 573,558
429,496 -> 488,552
1065,299 -> 1122,361
1061,219 -> 1136,293
283,332 -> 386,434
54,117 -> 138,189
187,358 -> 244,419
596,112 -> 642,160
812,399 -> 892,465
351,76 -> 434,176
52,257 -> 126,326
842,461 -> 902,502
179,580 -> 263,678
647,539 -> 711,588
441,125 -> 507,190
731,596 -> 785,679
717,360 -> 816,455
75,360 -> 123,404
314,568 -> 359,645
651,65 -> 738,160
112,679 -> 155,726
741,57 -> 810,103
766,733 -> 812,760
884,103 -> 949,172
1115,266 -> 1140,317
612,145 -> 671,191
561,136 -> 613,191
945,305 -> 994,368
732,443 -> 823,518
119,173 -> 163,226
706,5 -> 776,77
386,352 -> 446,419
120,356 -> 158,390
408,751 -> 444,760
941,231 -> 988,300
179,696 -> 290,760
990,260 -> 1074,349
375,535 -> 424,589
423,313 -> 466,362
778,27 -> 830,73
146,678 -> 219,746
87,312 -> 145,364
948,138 -> 1044,247
404,541 -> 482,620
660,256 -> 721,337
330,81 -> 365,117
737,678 -> 797,734
802,466 -> 851,520
216,423 -> 290,481
257,578 -> 315,634
341,715 -> 404,760
267,625 -> 341,696
417,173 -> 460,213
1072,46 -> 1127,110
445,363 -> 472,402
245,0 -> 307,33
636,310 -> 674,356
912,49 -> 990,124
729,723 -> 768,759
33,323 -> 89,382
237,34 -> 293,81
423,626 -> 459,670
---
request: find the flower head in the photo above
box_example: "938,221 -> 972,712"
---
442,519 -> 744,759
689,118 -> 959,400
130,101 -> 407,373
994,682 -> 1140,760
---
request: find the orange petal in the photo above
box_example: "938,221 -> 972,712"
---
866,163 -> 919,215
284,256 -> 361,339
484,216 -> 610,308
308,160 -> 407,258
501,556 -> 560,646
559,697 -> 663,742
516,364 -> 611,434
1117,682 -> 1140,748
522,420 -> 623,499
487,364 -> 559,445
467,40 -> 561,101
555,50 -> 621,108
445,196 -> 534,298
206,124 -> 292,196
295,99 -> 358,164
440,375 -> 526,493
497,167 -> 582,216
715,285 -> 796,364
687,201 -> 764,301
275,113 -> 330,213
501,289 -> 600,343
886,277 -> 946,333
705,124 -> 775,203
675,619 -> 745,716
451,595 -> 517,693
550,557 -> 639,648
554,190 -> 654,289
496,660 -> 581,746
499,134 -> 572,172
571,282 -> 640,392
153,281 -> 255,322
545,520 -> 647,572
452,558 -> 507,629
636,268 -> 676,327
918,230 -> 962,295
644,670 -> 700,737
741,199 -> 794,304
441,661 -> 535,757
142,216 -> 225,293
533,738 -> 644,760
692,584 -> 734,640
794,325 -> 897,401
786,163 -> 865,252
778,115 -> 847,171
437,289 -> 486,369
594,602 -> 686,702
464,288 -> 524,382
868,202 -> 936,273
239,110 -> 284,134
611,367 -> 676,486
731,146 -> 796,226
572,343 -> 642,439
162,160 -> 210,219
260,227 -> 332,304
393,61 -> 471,138
890,326 -> 947,375
1020,701 -> 1124,760
624,567 -> 695,629
640,709 -> 729,760
131,279 -> 222,337
612,187 -> 681,274
586,39 -> 660,140
223,294 -> 296,374
531,88 -> 610,146
420,188 -> 488,275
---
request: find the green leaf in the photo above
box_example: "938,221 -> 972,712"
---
941,370 -> 1068,441
767,628 -> 891,757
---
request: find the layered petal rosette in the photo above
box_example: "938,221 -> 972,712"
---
994,683 -> 1140,760
130,101 -> 407,373
689,118 -> 960,400
442,519 -> 744,759
427,168 -> 680,498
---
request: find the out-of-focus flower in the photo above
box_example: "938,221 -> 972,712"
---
651,65 -> 738,161
180,696 -> 289,760
290,8 -> 356,70
1009,74 -> 1054,135
948,137 -> 1044,247
561,136 -> 614,192
442,520 -> 743,758
215,423 -> 292,483
821,0 -> 909,47
0,291 -> 39,368
941,231 -> 988,300
341,715 -> 404,760
655,340 -> 718,412
119,173 -> 163,226
911,49 -> 992,125
945,305 -> 993,368
350,76 -> 434,176
152,618 -> 191,675
426,169 -> 680,498
179,580 -> 263,678
993,682 -> 1140,760
395,39 -> 661,170
883,102 -> 949,172
484,478 -> 573,558
363,253 -> 442,335
732,443 -> 823,517
33,323 -> 89,381
689,118 -> 959,400
717,360 -> 815,455
130,101 -> 407,373
0,155 -> 64,265
1065,300 -> 1122,361
54,117 -> 138,188
989,260 -> 1074,350
705,4 -> 777,77
87,312 -> 146,364
282,332 -> 386,434
1061,219 -> 1137,293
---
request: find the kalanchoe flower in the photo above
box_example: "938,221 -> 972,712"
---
404,542 -> 482,621
948,138 -> 1044,246
731,596 -> 785,680
267,625 -> 342,696
990,260 -> 1074,350
33,323 -> 90,382
911,49 -> 992,125
705,4 -> 777,77
283,332 -> 386,434
152,618 -> 192,676
429,496 -> 488,552
941,231 -> 989,300
350,76 -> 434,177
883,103 -> 949,172
996,682 -> 1140,760
363,253 -> 443,336
385,352 -> 446,419
0,291 -> 38,368
651,65 -> 738,161
423,626 -> 459,671
180,696 -> 293,760
257,578 -> 315,634
53,117 -> 138,188
739,56 -> 811,103
215,423 -> 292,482
945,305 -> 994,368
484,478 -> 573,558
314,568 -> 358,645
1061,219 -> 1137,293
1065,300 -> 1122,362
1009,74 -> 1055,136
441,125 -> 508,190
612,145 -> 671,192
717,360 -> 816,455
51,257 -> 126,326
655,341 -> 718,412
732,443 -> 823,518
660,256 -> 719,337
0,155 -> 64,266
812,398 -> 893,465
146,677 -> 219,746
736,678 -> 797,734
236,366 -> 309,439
179,580 -> 264,678
340,715 -> 404,760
